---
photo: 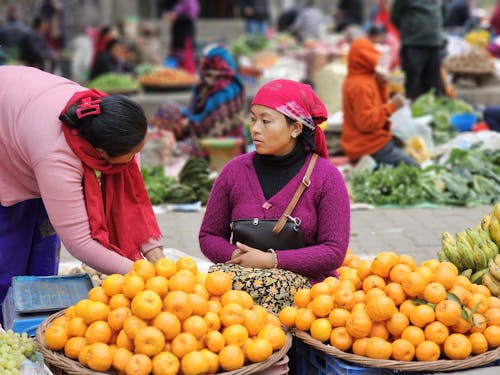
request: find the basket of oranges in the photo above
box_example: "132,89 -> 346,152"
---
280,250 -> 500,372
35,257 -> 293,375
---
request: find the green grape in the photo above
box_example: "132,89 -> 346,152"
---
0,329 -> 39,372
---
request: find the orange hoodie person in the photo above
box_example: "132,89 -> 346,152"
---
341,38 -> 404,162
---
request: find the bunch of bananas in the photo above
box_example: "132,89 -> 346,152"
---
438,203 -> 500,288
482,255 -> 500,297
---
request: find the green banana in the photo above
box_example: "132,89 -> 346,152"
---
480,214 -> 491,231
442,243 -> 463,271
472,244 -> 488,271
492,203 -> 500,221
438,250 -> 449,263
489,216 -> 500,247
482,272 -> 500,297
478,229 -> 498,258
466,228 -> 483,247
496,254 -> 500,267
456,234 -> 476,270
460,268 -> 473,279
489,258 -> 500,282
442,231 -> 456,247
471,268 -> 489,284
459,230 -> 475,248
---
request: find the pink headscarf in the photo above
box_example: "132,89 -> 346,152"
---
251,79 -> 329,158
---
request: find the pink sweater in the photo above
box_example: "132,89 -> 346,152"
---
0,66 -> 161,274
199,152 -> 350,284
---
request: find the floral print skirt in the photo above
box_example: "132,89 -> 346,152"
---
208,263 -> 310,314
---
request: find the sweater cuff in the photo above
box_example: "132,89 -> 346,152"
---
385,102 -> 397,116
141,238 -> 163,254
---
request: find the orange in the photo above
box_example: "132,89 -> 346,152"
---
204,271 -> 232,297
399,300 -> 417,319
352,290 -> 366,304
204,311 -> 222,331
391,338 -> 415,361
82,301 -> 110,325
345,310 -> 372,339
154,257 -> 177,278
310,294 -> 334,318
223,324 -> 249,347
352,337 -> 370,356
163,290 -> 193,321
448,285 -> 470,305
134,326 -> 165,357
107,306 -> 132,332
257,324 -> 287,350
293,288 -> 312,308
401,272 -> 426,297
125,353 -> 152,375
152,311 -> 181,340
200,348 -> 219,374
487,296 -> 500,309
401,326 -> 425,347
471,284 -> 491,297
399,254 -> 417,270
310,281 -> 334,299
435,300 -> 462,326
328,308 -> 350,328
219,345 -> 244,371
467,293 -> 488,314
357,260 -> 373,280
432,262 -> 458,290
279,306 -> 298,328
220,302 -> 245,327
339,269 -> 362,290
123,315 -> 148,340
87,342 -> 113,372
384,282 -> 406,306
415,340 -> 441,361
85,320 -> 112,344
205,330 -> 225,353
365,337 -> 392,359
329,326 -> 353,351
351,302 -> 367,314
64,336 -> 87,359
183,316 -> 208,340
469,332 -> 488,354
168,269 -> 197,293
450,309 -> 473,334
469,313 -> 488,333
245,338 -> 273,363
267,313 -> 282,327
221,290 -> 254,309
365,295 -> 397,321
333,288 -> 355,310
484,307 -> 500,326
324,276 -> 340,290
109,293 -> 131,310
122,274 -> 146,299
389,264 -> 412,284
443,333 -> 472,360
423,282 -> 447,304
456,275 -> 473,291
88,286 -> 110,304
424,321 -> 449,344
65,305 -> 76,319
112,347 -> 133,373
386,312 -> 409,337
193,284 -> 209,300
362,275 -> 386,293
68,316 -> 88,338
44,324 -> 68,350
295,308 -> 316,331
371,252 -> 399,278
310,318 -> 332,343
130,259 -> 156,282
78,344 -> 91,367
75,299 -> 92,318
180,350 -> 209,375
483,325 -> 500,347
115,329 -> 134,351
131,290 -> 162,320
145,276 -> 169,298
171,332 -> 198,358
364,288 -> 385,303
243,307 -> 267,336
337,280 -> 356,293
368,321 -> 389,340
101,274 -> 125,297
410,304 -> 435,328
176,256 -> 198,273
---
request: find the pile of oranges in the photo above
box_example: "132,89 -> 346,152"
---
279,250 -> 500,362
43,257 -> 287,375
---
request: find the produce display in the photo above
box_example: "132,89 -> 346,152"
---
40,257 -> 288,374
230,34 -> 269,57
279,250 -> 500,362
138,68 -> 199,89
439,204 -> 500,296
443,49 -> 495,75
87,73 -> 140,94
0,330 -> 38,374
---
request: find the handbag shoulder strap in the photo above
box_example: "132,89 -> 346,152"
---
273,153 -> 319,235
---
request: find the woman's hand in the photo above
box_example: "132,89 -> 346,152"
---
145,247 -> 164,263
226,242 -> 276,269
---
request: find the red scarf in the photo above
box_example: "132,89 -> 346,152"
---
61,90 -> 161,260
251,79 -> 329,158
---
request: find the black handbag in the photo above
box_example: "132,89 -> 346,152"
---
229,154 -> 318,251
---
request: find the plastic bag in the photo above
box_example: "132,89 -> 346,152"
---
390,103 -> 434,151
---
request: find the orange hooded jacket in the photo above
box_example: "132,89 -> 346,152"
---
341,38 -> 397,161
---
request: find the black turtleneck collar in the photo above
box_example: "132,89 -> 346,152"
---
253,142 -> 308,200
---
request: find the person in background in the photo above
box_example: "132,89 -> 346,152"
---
135,22 -> 163,66
0,5 -> 30,59
236,0 -> 270,35
483,106 -> 500,132
199,79 -> 350,313
341,38 -> 418,167
444,0 -> 472,32
164,0 -> 200,73
490,0 -> 500,36
277,5 -> 330,42
19,17 -> 52,70
0,66 -> 164,313
38,0 -> 67,73
334,0 -> 364,32
391,0 -> 444,100
89,38 -> 135,80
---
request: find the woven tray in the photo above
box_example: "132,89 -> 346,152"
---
293,328 -> 500,372
36,310 -> 292,375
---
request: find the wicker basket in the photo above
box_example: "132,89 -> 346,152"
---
293,328 -> 500,372
36,310 -> 293,375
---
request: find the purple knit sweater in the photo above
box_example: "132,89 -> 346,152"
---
199,152 -> 350,284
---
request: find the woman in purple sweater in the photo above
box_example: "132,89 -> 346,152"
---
199,79 -> 350,312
